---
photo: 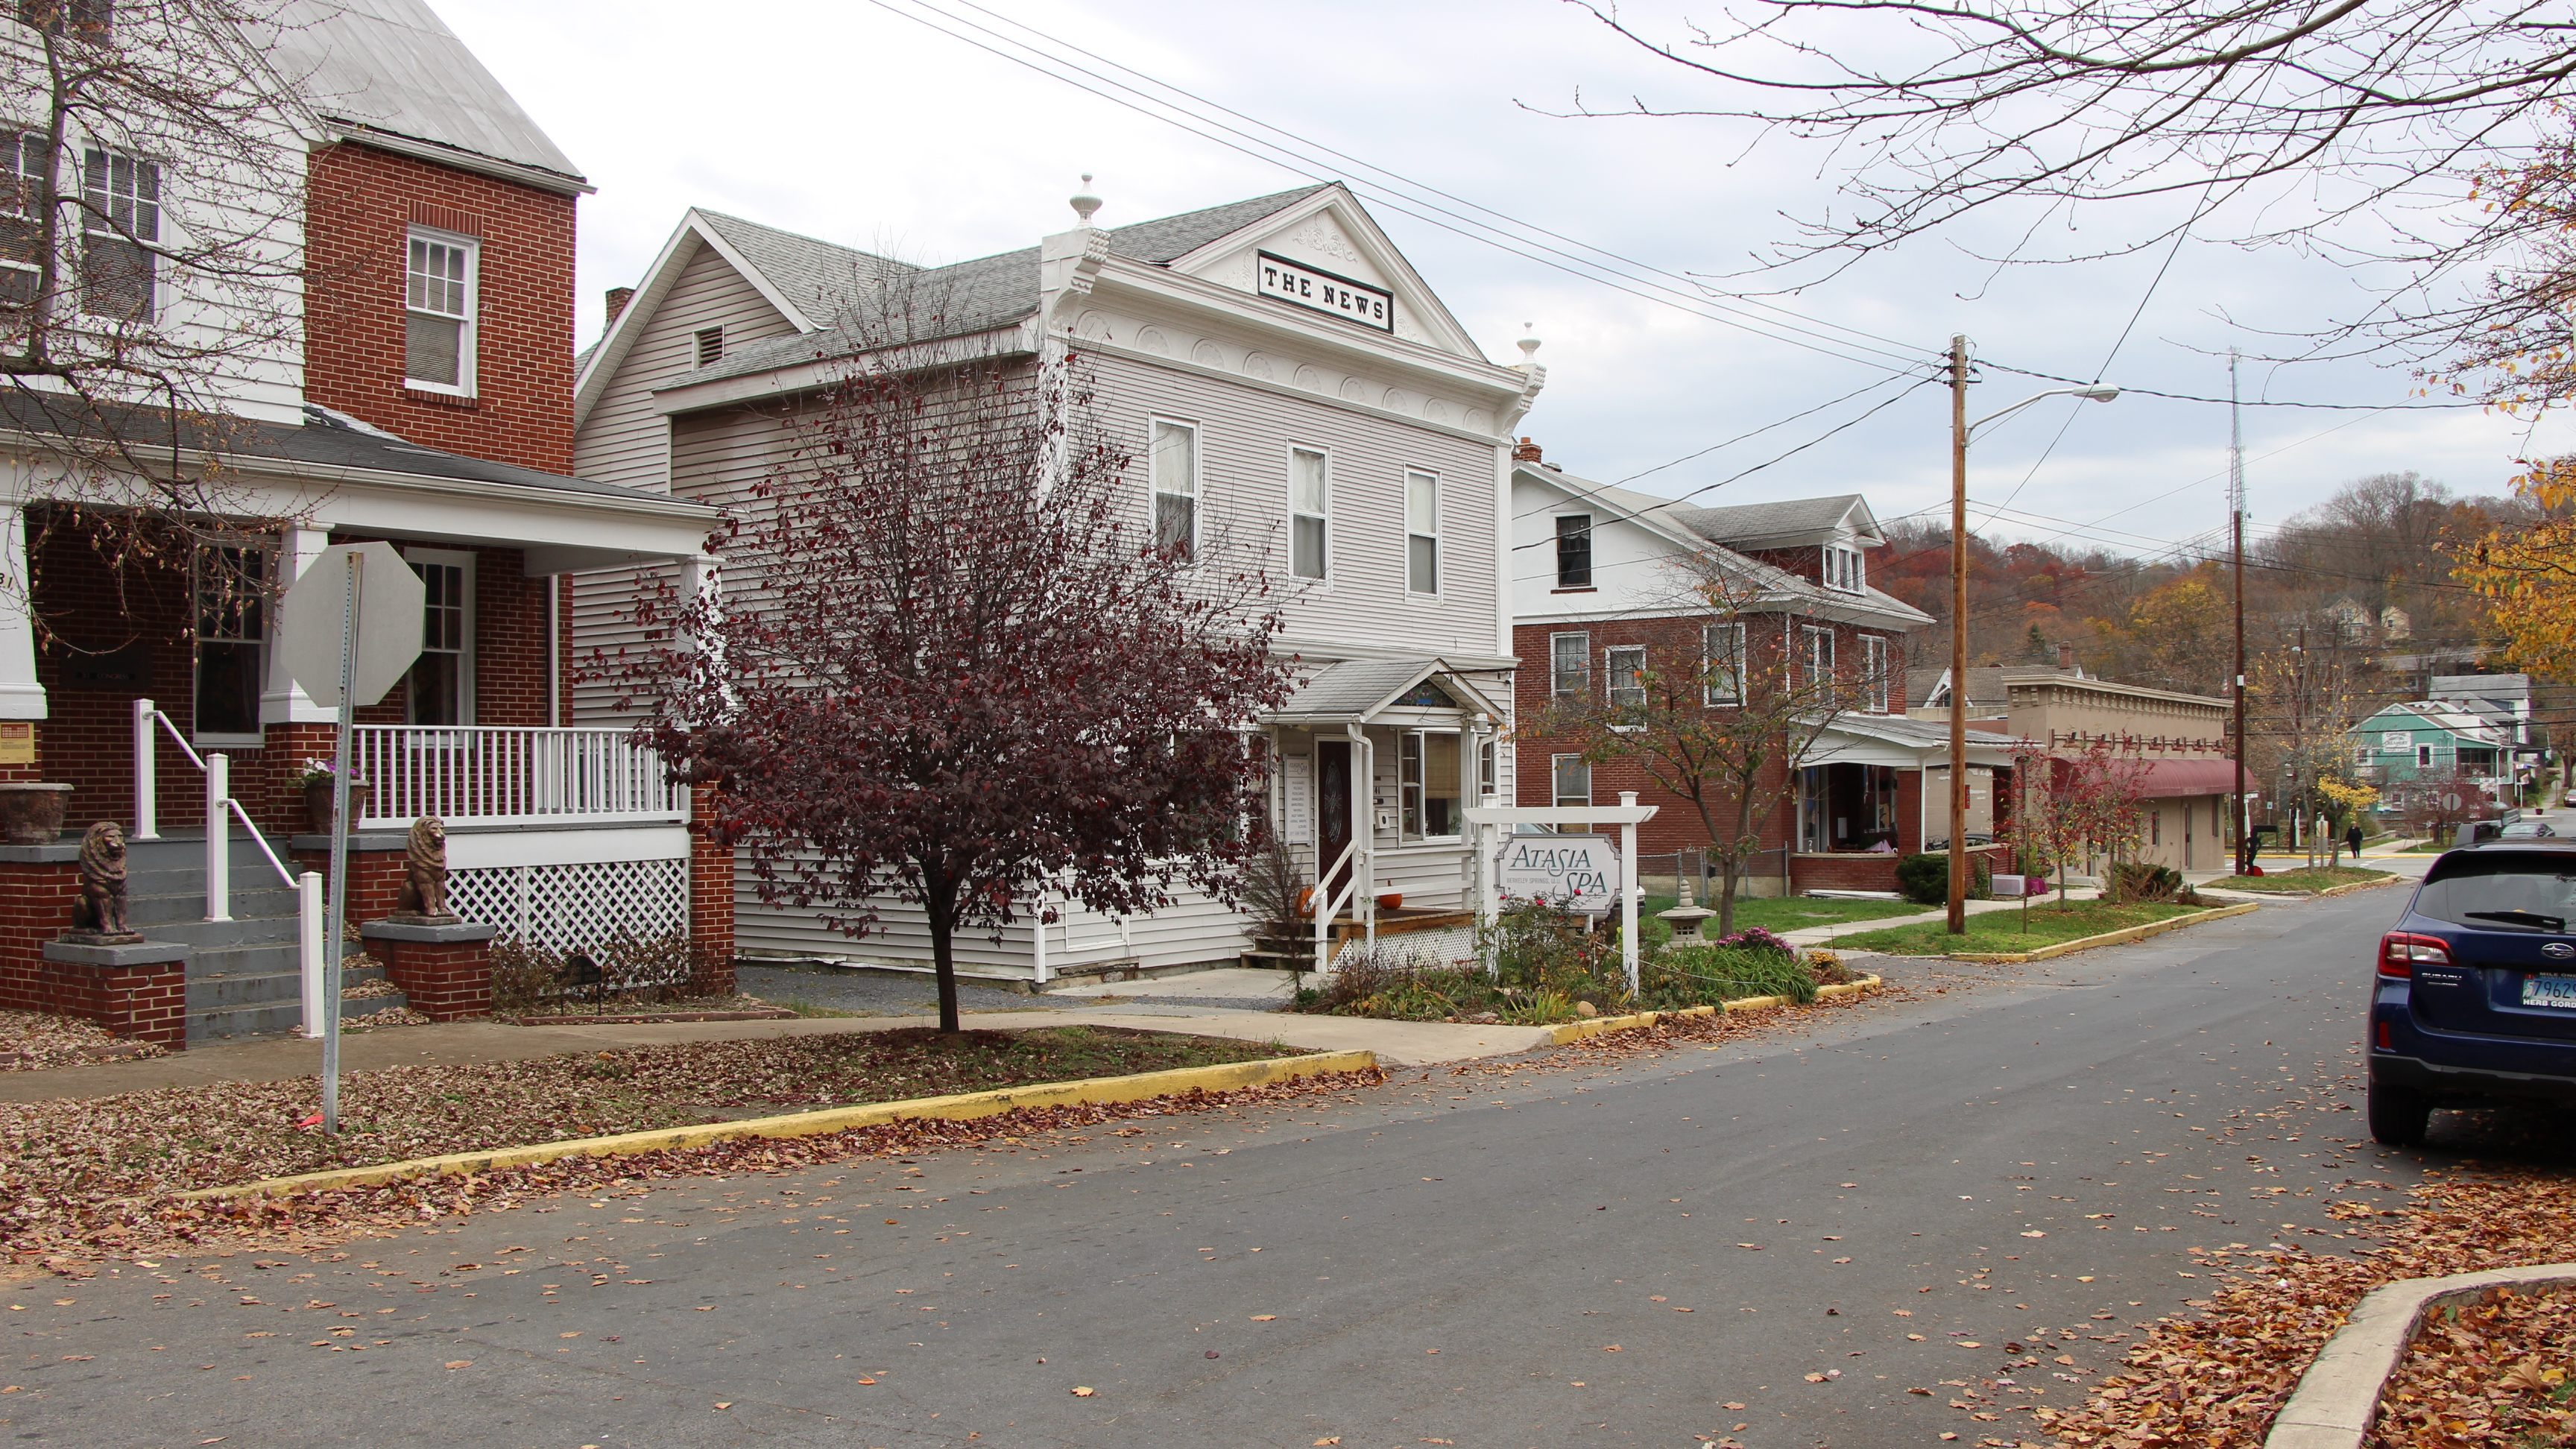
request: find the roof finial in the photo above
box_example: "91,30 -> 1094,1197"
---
1070,174 -> 1102,226
1516,322 -> 1541,364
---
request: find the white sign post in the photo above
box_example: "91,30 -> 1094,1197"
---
280,542 -> 423,1134
1463,792 -> 1658,996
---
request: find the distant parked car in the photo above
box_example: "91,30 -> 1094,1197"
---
2499,820 -> 2559,839
2369,839 -> 2576,1145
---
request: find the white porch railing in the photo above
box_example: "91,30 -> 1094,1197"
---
350,726 -> 684,829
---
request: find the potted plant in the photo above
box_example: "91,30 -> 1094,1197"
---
298,759 -> 370,834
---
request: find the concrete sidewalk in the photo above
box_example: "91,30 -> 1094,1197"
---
1777,889 -> 2099,948
0,1001 -> 1550,1105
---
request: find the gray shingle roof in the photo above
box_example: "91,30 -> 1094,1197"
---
1272,657 -> 1495,721
660,187 -> 1333,391
694,211 -> 913,323
1669,496 -> 1873,551
273,0 -> 583,182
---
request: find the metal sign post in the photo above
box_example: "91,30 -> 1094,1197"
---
278,542 -> 423,1135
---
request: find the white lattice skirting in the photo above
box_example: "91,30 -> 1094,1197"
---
1330,925 -> 1479,970
446,858 -> 690,954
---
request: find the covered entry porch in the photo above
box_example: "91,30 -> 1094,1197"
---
1787,715 -> 2024,895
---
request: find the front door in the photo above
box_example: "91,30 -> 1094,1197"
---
1316,742 -> 1353,912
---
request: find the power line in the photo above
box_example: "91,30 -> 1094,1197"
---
925,0 -> 1937,367
1980,359 -> 2492,411
859,0 -> 1934,376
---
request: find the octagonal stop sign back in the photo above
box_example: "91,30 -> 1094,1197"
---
278,541 -> 426,709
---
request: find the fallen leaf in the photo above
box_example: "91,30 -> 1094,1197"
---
443,1360 -> 471,1370
856,1377 -> 876,1385
713,1401 -> 732,1410
1724,1402 -> 1746,1410
1804,1372 -> 1827,1383
2020,1231 -> 2046,1238
1071,1386 -> 1096,1398
1313,1439 -> 1340,1446
1251,1315 -> 1278,1321
1908,1386 -> 1933,1395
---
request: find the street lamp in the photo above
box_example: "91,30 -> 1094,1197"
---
1945,336 -> 2119,934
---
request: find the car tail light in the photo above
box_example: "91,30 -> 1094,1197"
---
2380,932 -> 2452,978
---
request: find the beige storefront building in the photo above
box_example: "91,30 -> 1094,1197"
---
1912,661 -> 2247,873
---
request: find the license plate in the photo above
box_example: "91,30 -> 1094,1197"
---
2520,973 -> 2576,1009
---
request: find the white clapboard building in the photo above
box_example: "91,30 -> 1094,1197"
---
569,183 -> 1545,981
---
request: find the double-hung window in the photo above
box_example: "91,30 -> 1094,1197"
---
1606,645 -> 1646,713
1802,625 -> 1835,701
1702,622 -> 1745,706
1289,446 -> 1328,579
1861,635 -> 1890,713
1554,514 -> 1592,588
1151,419 -> 1197,558
405,229 -> 476,392
192,546 -> 265,744
79,145 -> 155,322
1823,544 -> 1866,593
2416,744 -> 2435,769
1405,470 -> 1439,593
1550,631 -> 1589,702
0,131 -> 43,309
1398,730 -> 1464,839
403,549 -> 474,727
1552,754 -> 1591,810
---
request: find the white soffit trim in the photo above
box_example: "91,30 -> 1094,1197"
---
1162,184 -> 1483,359
329,124 -> 595,195
1088,259 -> 1524,402
447,826 -> 690,870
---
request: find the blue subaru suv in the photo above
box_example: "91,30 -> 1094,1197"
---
2370,839 -> 2576,1144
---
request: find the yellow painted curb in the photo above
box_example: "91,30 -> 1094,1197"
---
181,1049 -> 1378,1204
1544,975 -> 1884,1041
1943,903 -> 2261,964
2314,874 -> 2403,900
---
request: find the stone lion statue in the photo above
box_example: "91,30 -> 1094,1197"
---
390,815 -> 458,922
66,820 -> 136,939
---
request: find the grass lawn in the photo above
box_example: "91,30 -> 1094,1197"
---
1640,894 -> 1931,932
0,1026 -> 1295,1209
2207,865 -> 2392,894
1829,900 -> 2208,956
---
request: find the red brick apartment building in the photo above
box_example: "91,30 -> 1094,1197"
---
1506,446 -> 2024,897
0,0 -> 720,1044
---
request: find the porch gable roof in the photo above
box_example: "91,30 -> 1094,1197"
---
1269,656 -> 1504,724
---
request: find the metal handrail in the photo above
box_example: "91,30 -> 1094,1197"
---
223,798 -> 297,891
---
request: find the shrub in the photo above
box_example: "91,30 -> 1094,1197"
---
1644,929 -> 1817,1008
2110,861 -> 2183,903
1895,853 -> 1993,904
1807,949 -> 1854,985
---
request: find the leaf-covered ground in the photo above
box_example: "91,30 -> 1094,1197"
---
2369,1286 -> 2576,1446
2045,1163 -> 2576,1448
0,1010 -> 170,1073
0,1026 -> 1292,1263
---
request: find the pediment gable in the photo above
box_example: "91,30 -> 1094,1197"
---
1161,186 -> 1483,359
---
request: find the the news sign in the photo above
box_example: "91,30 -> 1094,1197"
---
1257,252 -> 1394,332
1495,834 -> 1623,915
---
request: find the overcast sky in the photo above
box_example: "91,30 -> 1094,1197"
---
435,0 -> 2572,561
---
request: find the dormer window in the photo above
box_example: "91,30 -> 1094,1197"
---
1823,543 -> 1866,594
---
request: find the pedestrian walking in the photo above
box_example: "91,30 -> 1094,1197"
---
2345,822 -> 2365,862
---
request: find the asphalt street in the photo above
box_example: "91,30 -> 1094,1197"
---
6,885 -> 2463,1449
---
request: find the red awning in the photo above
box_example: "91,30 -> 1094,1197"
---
2127,758 -> 2252,796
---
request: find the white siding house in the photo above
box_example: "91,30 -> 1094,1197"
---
570,183 -> 1544,980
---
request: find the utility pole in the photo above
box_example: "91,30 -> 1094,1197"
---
2229,350 -> 2250,875
1948,333 -> 1971,934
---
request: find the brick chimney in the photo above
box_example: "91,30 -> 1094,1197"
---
2056,641 -> 2076,673
1512,436 -> 1544,464
604,286 -> 636,325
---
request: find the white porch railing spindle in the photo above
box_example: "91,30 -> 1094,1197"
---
347,725 -> 680,828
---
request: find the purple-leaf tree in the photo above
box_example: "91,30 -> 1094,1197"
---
602,346 -> 1296,1033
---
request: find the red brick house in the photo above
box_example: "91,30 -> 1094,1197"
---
0,0 -> 721,1045
1508,445 -> 2021,897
